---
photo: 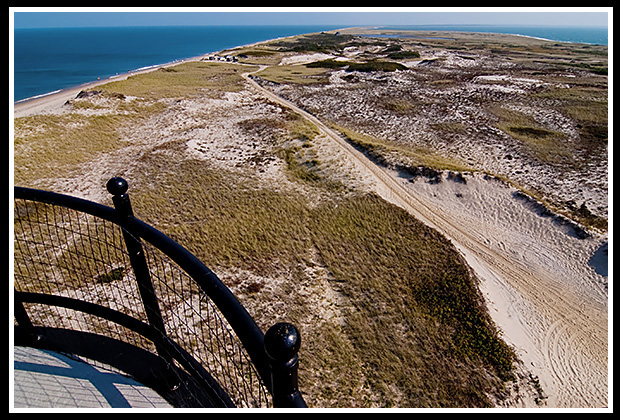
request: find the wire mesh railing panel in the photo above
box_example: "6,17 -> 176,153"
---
14,199 -> 151,348
142,240 -> 272,408
13,195 -> 271,407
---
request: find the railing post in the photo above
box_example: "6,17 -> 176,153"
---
106,177 -> 178,390
13,292 -> 40,345
264,322 -> 307,408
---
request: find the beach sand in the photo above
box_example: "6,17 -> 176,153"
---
13,49 -> 609,408
402,172 -> 608,408
242,70 -> 609,407
13,54 -> 208,119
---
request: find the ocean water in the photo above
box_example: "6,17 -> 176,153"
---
12,25 -> 343,102
12,24 -> 607,103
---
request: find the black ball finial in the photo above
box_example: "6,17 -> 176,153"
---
106,177 -> 128,196
264,322 -> 301,362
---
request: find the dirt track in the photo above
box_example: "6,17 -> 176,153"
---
242,69 -> 608,408
13,60 -> 607,408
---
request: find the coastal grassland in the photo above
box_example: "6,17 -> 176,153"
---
309,194 -> 515,407
487,77 -> 608,231
131,159 -> 311,273
254,64 -> 330,84
128,151 -> 515,407
276,110 -> 341,186
13,61 -> 253,187
231,48 -> 283,66
100,61 -> 257,99
13,99 -> 165,185
535,83 -> 608,149
272,32 -> 358,54
13,53 -> 516,407
275,29 -> 608,229
488,105 -> 573,165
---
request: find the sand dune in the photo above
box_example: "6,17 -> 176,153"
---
13,51 -> 609,408
243,70 -> 609,407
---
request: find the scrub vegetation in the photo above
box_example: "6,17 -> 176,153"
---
15,27 -> 606,407
14,57 -> 516,407
255,29 -> 608,232
129,152 -> 515,408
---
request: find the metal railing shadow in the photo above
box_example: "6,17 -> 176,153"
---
14,346 -> 172,408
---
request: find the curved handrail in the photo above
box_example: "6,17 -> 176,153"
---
14,290 -> 237,406
13,180 -> 307,408
14,184 -> 269,384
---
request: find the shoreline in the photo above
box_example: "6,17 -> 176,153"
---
12,27 -> 349,111
14,25 -> 606,110
13,54 -> 210,119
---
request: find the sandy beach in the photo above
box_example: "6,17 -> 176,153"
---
13,54 -> 208,119
13,31 -> 609,408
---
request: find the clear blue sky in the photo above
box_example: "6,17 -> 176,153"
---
12,8 -> 610,29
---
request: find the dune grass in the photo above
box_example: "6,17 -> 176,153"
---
254,64 -> 330,84
128,152 -> 514,407
331,123 -> 472,173
309,194 -> 515,406
100,61 -> 256,99
14,112 -> 129,185
14,54 -> 516,407
488,105 -> 573,165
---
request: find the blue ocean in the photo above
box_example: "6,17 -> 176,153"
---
13,25 -> 343,102
12,24 -> 608,103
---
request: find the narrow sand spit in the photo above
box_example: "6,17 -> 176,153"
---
242,70 -> 609,408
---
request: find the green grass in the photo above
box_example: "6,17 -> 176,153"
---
257,58 -> 409,85
100,61 -> 256,99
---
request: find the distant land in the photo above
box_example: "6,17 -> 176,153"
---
13,24 -> 607,102
13,28 -> 608,408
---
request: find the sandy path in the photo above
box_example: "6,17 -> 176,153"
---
12,61 -> 608,408
404,175 -> 608,407
242,69 -> 608,408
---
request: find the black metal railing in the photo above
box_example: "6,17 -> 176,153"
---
13,177 -> 306,408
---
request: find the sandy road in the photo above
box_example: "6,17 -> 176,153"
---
242,69 -> 609,408
12,60 -> 607,407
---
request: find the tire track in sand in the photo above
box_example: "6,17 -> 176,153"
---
242,69 -> 608,408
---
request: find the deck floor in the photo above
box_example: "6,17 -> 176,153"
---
13,346 -> 173,409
